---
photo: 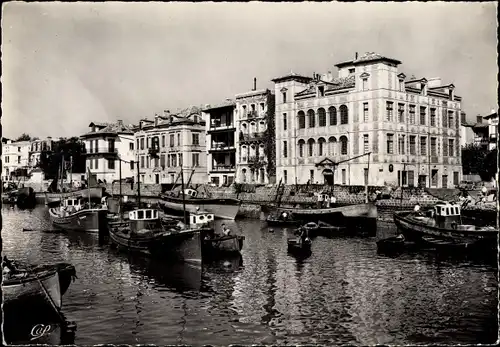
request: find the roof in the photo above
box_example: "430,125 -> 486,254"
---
472,123 -> 489,129
139,106 -> 205,130
335,52 -> 402,68
202,99 -> 236,111
88,122 -> 112,128
271,72 -> 312,84
235,89 -> 271,99
483,112 -> 498,120
295,76 -> 355,97
81,121 -> 135,137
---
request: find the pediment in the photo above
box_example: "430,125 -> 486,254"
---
359,72 -> 370,79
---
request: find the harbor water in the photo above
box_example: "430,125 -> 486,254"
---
2,206 -> 498,345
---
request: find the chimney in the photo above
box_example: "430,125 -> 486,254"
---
461,112 -> 466,124
253,78 -> 257,91
355,52 -> 358,60
117,119 -> 123,126
154,114 -> 159,127
477,115 -> 482,123
427,77 -> 442,88
163,110 -> 170,117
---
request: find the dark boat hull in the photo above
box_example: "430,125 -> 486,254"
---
109,228 -> 203,265
287,238 -> 312,254
49,208 -> 107,233
158,195 -> 241,220
266,217 -> 302,227
45,187 -> 104,206
376,237 -> 405,254
202,234 -> 245,257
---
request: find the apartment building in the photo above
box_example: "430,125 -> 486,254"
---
134,106 -> 207,185
80,120 -> 135,182
29,137 -> 59,167
273,52 -> 463,188
2,140 -> 31,181
235,81 -> 276,184
203,100 -> 237,186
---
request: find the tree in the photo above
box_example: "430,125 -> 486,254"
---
461,144 -> 488,175
481,148 -> 498,181
15,133 -> 32,141
38,137 -> 87,179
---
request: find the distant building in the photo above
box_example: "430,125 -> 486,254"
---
133,107 -> 207,185
235,82 -> 276,184
273,52 -> 463,188
80,120 -> 135,183
459,112 -> 475,148
29,137 -> 59,168
2,140 -> 31,181
203,100 -> 237,186
482,110 -> 498,151
470,115 -> 490,150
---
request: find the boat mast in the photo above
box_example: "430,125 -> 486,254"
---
87,168 -> 91,208
70,156 -> 73,190
180,165 -> 187,225
137,154 -> 141,207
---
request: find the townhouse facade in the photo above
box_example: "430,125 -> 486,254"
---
203,100 -> 237,186
482,110 -> 498,151
80,120 -> 135,183
235,84 -> 276,184
29,137 -> 59,167
459,112 -> 475,148
2,140 -> 31,181
134,107 -> 207,185
273,52 -> 463,188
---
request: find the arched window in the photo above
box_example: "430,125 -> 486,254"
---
298,111 -> 306,129
307,138 -> 315,157
340,136 -> 348,155
318,137 -> 326,156
242,168 -> 247,182
340,105 -> 349,124
298,139 -> 305,157
318,108 -> 326,127
250,122 -> 256,134
259,121 -> 266,132
242,123 -> 247,132
328,136 -> 337,156
307,109 -> 315,128
329,107 -> 337,125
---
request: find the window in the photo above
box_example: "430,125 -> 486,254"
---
95,158 -> 99,169
318,108 -> 326,127
17,156 -> 21,164
5,156 -> 9,163
130,161 -> 135,170
318,86 -> 325,97
340,105 -> 348,124
260,103 -> 265,112
17,147 -> 21,152
282,91 -> 287,103
430,108 -> 436,126
283,170 -> 287,184
160,154 -> 166,167
308,109 -> 315,128
308,139 -> 314,156
398,103 -> 405,123
161,135 -> 166,147
453,172 -> 459,186
283,113 -> 287,130
318,138 -> 325,156
398,135 -> 405,154
192,153 -> 199,167
448,139 -> 454,156
363,103 -> 369,122
442,109 -> 448,128
342,169 -> 347,185
420,137 -> 427,156
283,141 -> 288,158
146,137 -> 150,149
408,170 -> 415,187
146,156 -> 150,168
177,134 -> 181,146
140,156 -> 145,168
362,79 -> 368,91
108,159 -> 115,169
192,133 -> 199,145
340,136 -> 348,155
420,107 -> 427,125
178,153 -> 183,167
430,137 -> 437,156
90,159 -> 93,169
170,134 -> 174,147
363,134 -> 369,153
298,111 -> 306,129
171,154 -> 177,167
448,111 -> 454,128
154,157 -> 159,168
409,105 -> 415,124
399,80 -> 404,92
409,135 -> 416,155
348,68 -> 355,75
136,139 -> 139,150
129,143 -> 134,150
298,140 -> 305,157
329,107 -> 337,125
386,102 -> 394,121
140,138 -> 145,150
387,134 -> 394,154
442,175 -> 448,188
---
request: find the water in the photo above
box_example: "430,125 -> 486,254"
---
2,206 -> 498,345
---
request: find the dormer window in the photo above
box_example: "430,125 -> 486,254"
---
282,91 -> 287,103
360,72 -> 370,91
92,126 -> 96,132
397,73 -> 406,93
349,68 -> 355,75
318,86 -> 325,97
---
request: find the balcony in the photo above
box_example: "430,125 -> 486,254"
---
210,164 -> 235,173
208,122 -> 236,134
240,132 -> 266,143
209,144 -> 236,153
490,134 -> 497,142
84,147 -> 118,155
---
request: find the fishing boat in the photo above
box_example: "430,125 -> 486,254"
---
296,220 -> 347,237
394,201 -> 498,254
376,235 -> 405,254
202,219 -> 245,257
276,202 -> 378,224
45,187 -> 104,206
48,197 -> 108,233
287,237 -> 312,255
266,210 -> 302,227
108,208 -> 210,265
2,258 -> 77,316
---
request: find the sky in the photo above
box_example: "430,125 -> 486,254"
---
2,1 -> 498,139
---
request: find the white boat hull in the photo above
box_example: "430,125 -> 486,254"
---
159,200 -> 240,220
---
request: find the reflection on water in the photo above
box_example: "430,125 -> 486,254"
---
1,206 -> 498,345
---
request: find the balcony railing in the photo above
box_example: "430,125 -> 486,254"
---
208,123 -> 235,132
210,144 -> 235,151
85,147 -> 118,154
211,165 -> 235,172
240,132 -> 266,142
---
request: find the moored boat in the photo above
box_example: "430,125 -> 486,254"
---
276,202 -> 378,224
48,197 -> 108,233
108,208 -> 212,265
201,218 -> 245,257
394,201 -> 498,254
376,235 -> 405,254
45,187 -> 104,206
159,188 -> 241,220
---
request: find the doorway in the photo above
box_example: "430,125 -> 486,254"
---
155,174 -> 160,184
323,169 -> 334,186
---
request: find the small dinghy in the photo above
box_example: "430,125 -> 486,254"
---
376,235 -> 405,254
317,221 -> 347,235
287,228 -> 312,255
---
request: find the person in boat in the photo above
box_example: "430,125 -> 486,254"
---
281,211 -> 288,220
297,227 -> 310,245
2,256 -> 20,277
101,196 -> 108,209
325,194 -> 331,208
414,203 -> 421,215
330,195 -> 337,206
317,193 -> 324,209
221,223 -> 231,236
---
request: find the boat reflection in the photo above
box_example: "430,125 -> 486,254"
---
126,255 -> 203,293
204,253 -> 243,273
2,315 -> 76,346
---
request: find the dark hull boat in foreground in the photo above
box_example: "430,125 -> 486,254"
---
49,197 -> 108,233
376,235 -> 405,254
394,201 -> 498,255
45,187 -> 104,206
202,231 -> 245,258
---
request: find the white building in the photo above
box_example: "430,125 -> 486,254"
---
80,120 -> 135,183
482,110 -> 498,151
28,137 -> 59,167
2,139 -> 31,181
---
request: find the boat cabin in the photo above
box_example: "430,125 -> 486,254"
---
189,210 -> 214,228
428,202 -> 461,228
184,188 -> 198,198
62,197 -> 84,212
128,209 -> 161,233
